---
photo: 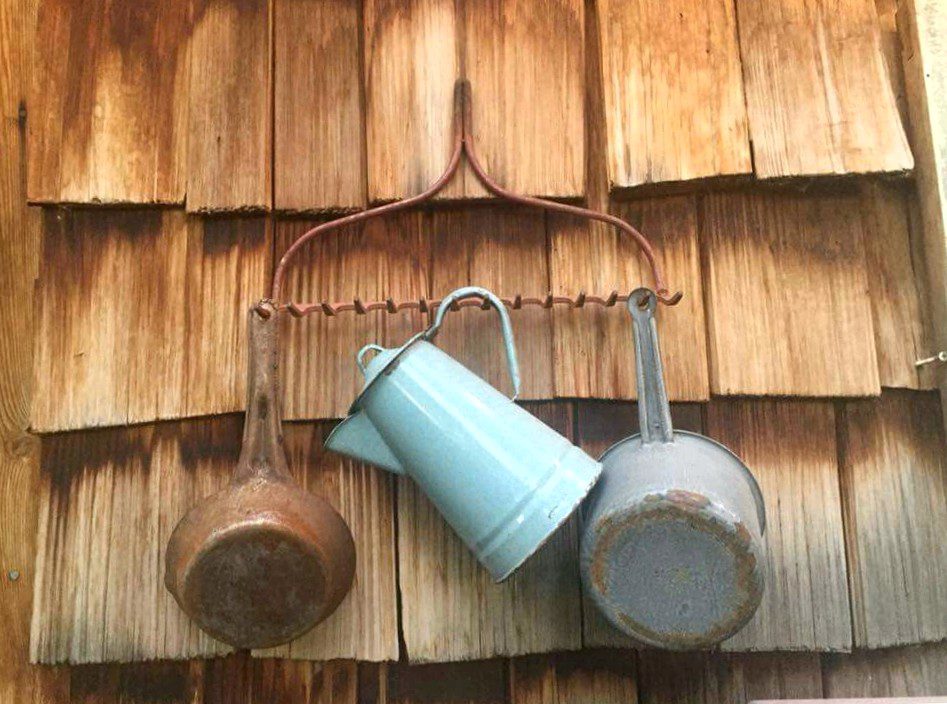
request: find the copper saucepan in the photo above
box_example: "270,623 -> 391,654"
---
165,304 -> 356,649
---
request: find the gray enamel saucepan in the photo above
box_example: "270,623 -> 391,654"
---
579,288 -> 766,649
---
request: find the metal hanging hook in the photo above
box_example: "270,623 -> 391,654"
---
258,80 -> 683,319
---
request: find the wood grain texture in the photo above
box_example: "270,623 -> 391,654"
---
428,206 -> 553,400
899,0 -> 947,425
551,196 -> 708,401
736,0 -> 913,179
30,419 -> 237,664
187,0 -> 271,212
398,403 -> 583,662
364,0 -> 461,202
182,217 -> 273,418
30,418 -> 397,664
862,183 -> 934,389
510,650 -> 637,704
701,190 -> 880,397
274,0 -> 366,212
386,660 -> 506,704
706,400 -> 852,651
277,213 -> 429,421
596,0 -> 751,189
823,643 -> 947,697
463,0 -> 585,198
0,0 -> 70,697
31,211 -> 271,433
255,423 -> 398,662
575,400 -> 703,649
70,661 -> 203,704
32,209 -> 185,431
27,0 -> 190,205
838,390 -> 947,648
204,654 -> 357,704
638,652 -> 823,704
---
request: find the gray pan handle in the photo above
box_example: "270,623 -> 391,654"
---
628,288 -> 674,444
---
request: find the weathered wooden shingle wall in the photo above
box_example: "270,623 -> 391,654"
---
7,0 -> 947,699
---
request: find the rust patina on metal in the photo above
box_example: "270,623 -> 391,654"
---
165,303 -> 356,649
587,489 -> 764,649
580,290 -> 766,649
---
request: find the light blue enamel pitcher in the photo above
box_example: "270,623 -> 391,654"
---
325,286 -> 603,581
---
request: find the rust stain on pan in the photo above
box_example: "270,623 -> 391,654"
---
589,490 -> 763,649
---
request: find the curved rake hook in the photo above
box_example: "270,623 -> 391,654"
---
258,80 -> 682,319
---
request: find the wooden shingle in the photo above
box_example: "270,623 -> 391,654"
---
32,210 -> 271,433
277,213 -> 429,421
861,183 -> 933,389
706,400 -> 852,652
203,655 -> 357,704
187,0 -> 271,212
736,0 -> 913,179
701,190 -> 880,397
463,0 -> 585,198
822,643 -> 947,697
30,418 -> 397,664
397,403 -> 583,662
838,390 -> 947,648
550,197 -> 708,401
364,0 -> 461,202
28,0 -> 190,205
274,0 -> 366,212
386,660 -> 506,704
596,0 -> 751,190
510,651 -> 637,704
637,652 -> 823,704
30,419 -> 236,664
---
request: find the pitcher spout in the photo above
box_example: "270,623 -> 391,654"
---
325,411 -> 405,474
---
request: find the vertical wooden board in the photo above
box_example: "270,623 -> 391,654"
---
701,190 -> 880,397
861,183 -> 933,389
187,0 -> 271,212
823,643 -> 947,697
29,419 -> 239,664
204,655 -> 358,704
427,206 -> 553,400
277,213 -> 429,420
510,650 -> 637,704
364,0 -> 462,202
182,216 -> 273,417
735,0 -> 913,179
575,400 -> 703,648
27,0 -> 190,205
274,0 -> 365,212
463,0 -> 584,198
551,196 -> 708,401
387,660 -> 506,704
638,652 -> 823,704
705,400 -> 851,651
70,661 -> 203,704
0,0 -> 68,697
255,423 -> 398,661
597,0 -> 751,189
899,0 -> 947,427
838,390 -> 947,647
31,209 -> 188,432
398,402 -> 583,662
31,210 -> 272,432
874,0 -> 909,123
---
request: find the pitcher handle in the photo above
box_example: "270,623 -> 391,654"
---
628,288 -> 674,444
425,286 -> 522,400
